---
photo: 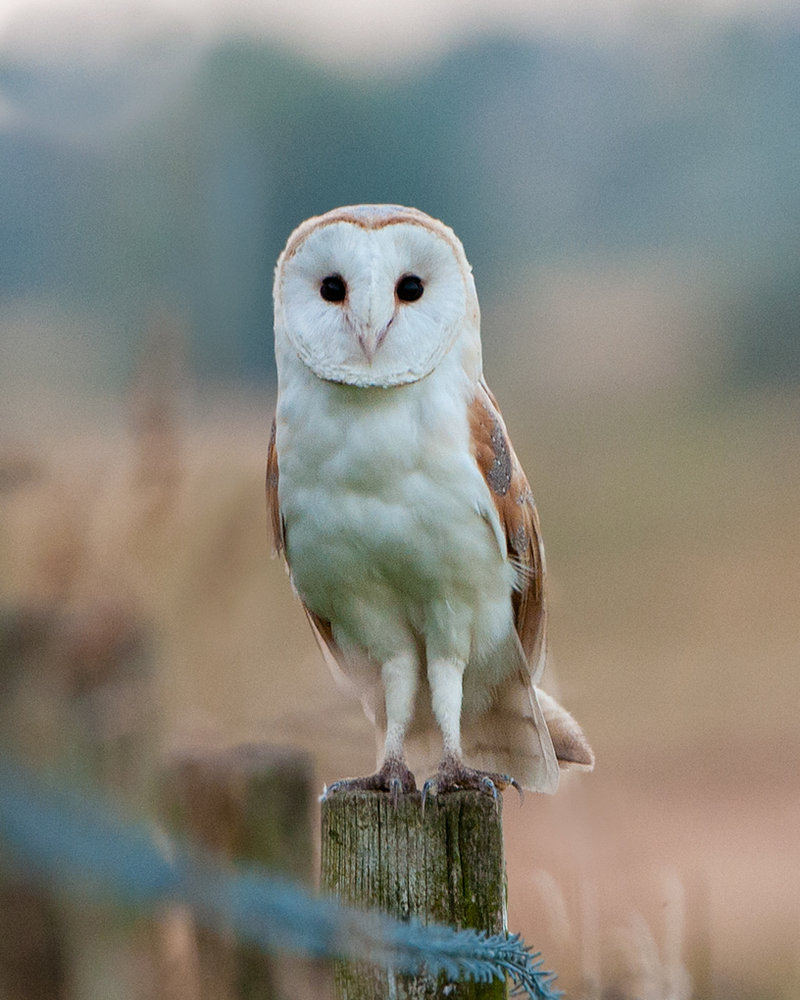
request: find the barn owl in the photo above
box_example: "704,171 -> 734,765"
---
267,204 -> 593,798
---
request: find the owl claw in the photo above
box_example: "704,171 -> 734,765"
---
320,780 -> 344,801
389,776 -> 404,808
480,775 -> 499,800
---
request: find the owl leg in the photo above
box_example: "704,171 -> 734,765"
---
424,656 -> 521,803
323,653 -> 417,803
427,656 -> 466,761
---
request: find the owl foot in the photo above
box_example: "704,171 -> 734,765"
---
421,759 -> 523,810
322,759 -> 417,806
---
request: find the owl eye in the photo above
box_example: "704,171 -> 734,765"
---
320,274 -> 347,303
396,275 -> 424,303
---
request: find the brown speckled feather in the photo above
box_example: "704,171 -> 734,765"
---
468,379 -> 548,682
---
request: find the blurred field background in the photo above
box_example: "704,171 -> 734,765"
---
1,1 -> 799,997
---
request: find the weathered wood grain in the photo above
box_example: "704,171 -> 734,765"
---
321,789 -> 509,999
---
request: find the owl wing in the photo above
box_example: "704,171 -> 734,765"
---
468,382 -> 594,777
266,418 -> 362,696
468,379 -> 547,683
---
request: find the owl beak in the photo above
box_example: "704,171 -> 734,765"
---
356,317 -> 394,363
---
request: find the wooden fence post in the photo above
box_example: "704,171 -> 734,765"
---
321,789 -> 509,1000
160,743 -> 319,1000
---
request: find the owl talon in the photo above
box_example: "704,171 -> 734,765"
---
420,778 -> 436,813
390,776 -> 404,808
320,780 -> 346,801
480,775 -> 499,800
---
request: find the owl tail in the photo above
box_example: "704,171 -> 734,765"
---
536,687 -> 595,772
461,671 -> 594,793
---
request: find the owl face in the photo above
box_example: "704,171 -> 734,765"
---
274,205 -> 480,388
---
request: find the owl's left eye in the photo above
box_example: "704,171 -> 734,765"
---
320,275 -> 347,302
396,275 -> 424,302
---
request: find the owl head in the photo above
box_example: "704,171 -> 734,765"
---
273,205 -> 481,388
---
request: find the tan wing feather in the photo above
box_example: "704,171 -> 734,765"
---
468,379 -> 548,682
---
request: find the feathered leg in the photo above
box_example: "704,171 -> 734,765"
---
324,653 -> 418,803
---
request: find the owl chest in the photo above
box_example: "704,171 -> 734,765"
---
277,384 -> 501,613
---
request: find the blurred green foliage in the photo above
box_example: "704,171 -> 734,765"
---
1,24 -> 798,383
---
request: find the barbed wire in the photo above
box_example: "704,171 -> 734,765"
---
0,758 -> 561,999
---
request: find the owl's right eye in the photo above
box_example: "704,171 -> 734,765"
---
320,275 -> 347,303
